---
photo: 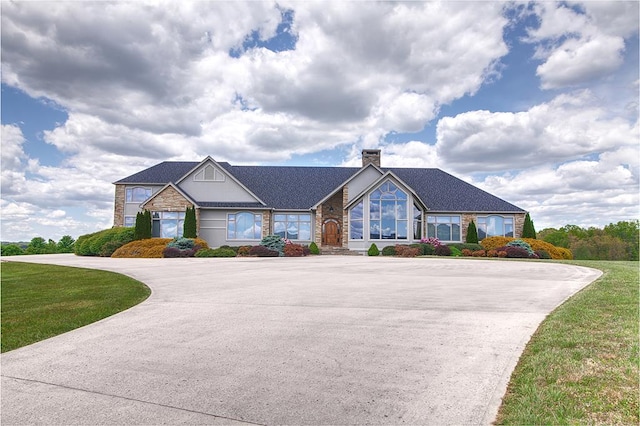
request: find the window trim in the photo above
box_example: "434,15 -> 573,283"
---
273,213 -> 312,241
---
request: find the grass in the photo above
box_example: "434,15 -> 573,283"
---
495,260 -> 639,425
1,261 -> 151,353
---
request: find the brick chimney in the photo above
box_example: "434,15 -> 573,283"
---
362,149 -> 381,168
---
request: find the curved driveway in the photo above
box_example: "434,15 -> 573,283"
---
1,254 -> 601,425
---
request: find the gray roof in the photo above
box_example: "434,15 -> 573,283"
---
116,161 -> 524,213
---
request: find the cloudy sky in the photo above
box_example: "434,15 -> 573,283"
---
2,1 -> 638,242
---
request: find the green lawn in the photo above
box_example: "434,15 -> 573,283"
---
1,261 -> 150,353
496,260 -> 639,425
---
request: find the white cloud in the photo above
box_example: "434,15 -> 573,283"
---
526,1 -> 638,89
436,90 -> 638,172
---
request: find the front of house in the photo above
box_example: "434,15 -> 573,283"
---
113,150 -> 526,253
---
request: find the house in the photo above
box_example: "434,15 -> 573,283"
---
113,150 -> 526,253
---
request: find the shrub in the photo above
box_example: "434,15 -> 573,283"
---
167,237 -> 195,250
481,236 -> 572,260
368,243 -> 380,256
466,220 -> 479,244
249,245 -> 279,257
435,245 -> 452,256
381,245 -> 396,256
309,242 -> 320,255
75,227 -> 135,256
395,245 -> 420,257
260,235 -> 285,255
1,244 -> 24,256
496,246 -> 530,258
284,243 -> 306,257
100,240 -> 126,257
486,249 -> 498,258
183,206 -> 197,238
450,247 -> 462,257
480,236 -> 513,250
219,245 -> 240,254
195,248 -> 236,257
237,245 -> 252,256
461,249 -> 473,257
449,243 -> 484,252
420,237 -> 442,247
303,246 -> 311,256
507,239 -> 535,256
497,250 -> 508,258
112,238 -> 172,258
535,249 -> 551,259
522,213 -> 536,239
163,246 -> 190,258
472,250 -> 486,257
419,243 -> 435,255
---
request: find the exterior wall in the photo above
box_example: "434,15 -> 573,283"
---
179,163 -> 258,203
144,186 -> 192,211
198,209 -> 270,248
113,185 -> 125,226
514,213 -> 526,238
346,167 -> 382,203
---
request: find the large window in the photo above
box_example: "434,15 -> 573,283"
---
126,187 -> 152,203
427,216 -> 461,241
477,215 -> 514,239
350,201 -> 364,239
152,211 -> 185,238
413,204 -> 423,240
274,214 -> 311,240
227,212 -> 262,240
369,181 -> 408,240
124,216 -> 136,227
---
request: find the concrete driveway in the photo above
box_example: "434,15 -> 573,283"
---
1,254 -> 601,425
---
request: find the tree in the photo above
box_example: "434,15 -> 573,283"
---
604,220 -> 639,260
466,220 -> 478,244
540,228 -> 569,248
522,213 -> 536,239
134,211 -> 152,240
1,244 -> 24,256
57,235 -> 76,253
25,237 -> 47,254
183,206 -> 197,238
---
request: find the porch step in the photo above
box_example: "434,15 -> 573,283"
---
319,246 -> 363,256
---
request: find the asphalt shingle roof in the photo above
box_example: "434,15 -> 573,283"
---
115,161 -> 524,213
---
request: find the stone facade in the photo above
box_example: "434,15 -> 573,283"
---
514,213 -> 526,239
113,185 -> 125,227
144,186 -> 192,212
262,211 -> 270,238
317,189 -> 345,247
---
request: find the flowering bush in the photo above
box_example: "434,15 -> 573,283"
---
420,237 -> 442,247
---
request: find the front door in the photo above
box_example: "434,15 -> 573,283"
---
323,220 -> 340,246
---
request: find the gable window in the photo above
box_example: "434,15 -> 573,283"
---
227,212 -> 262,240
152,211 -> 185,238
274,214 -> 311,240
194,165 -> 225,182
126,187 -> 152,203
124,216 -> 136,227
413,204 -> 423,240
369,181 -> 408,240
349,201 -> 364,240
477,215 -> 514,239
427,216 -> 461,241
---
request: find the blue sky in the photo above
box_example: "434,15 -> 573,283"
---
1,1 -> 638,242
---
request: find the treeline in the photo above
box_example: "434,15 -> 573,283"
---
539,220 -> 638,261
1,236 -> 76,256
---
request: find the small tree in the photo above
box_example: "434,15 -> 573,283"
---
367,243 -> 380,256
57,235 -> 76,253
522,213 -> 537,239
143,210 -> 152,238
183,206 -> 197,238
134,212 -> 145,240
466,220 -> 479,244
25,237 -> 47,254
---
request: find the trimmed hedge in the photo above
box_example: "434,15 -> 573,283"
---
381,245 -> 396,256
75,227 -> 135,256
111,238 -> 208,258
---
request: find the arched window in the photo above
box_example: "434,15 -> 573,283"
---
369,181 -> 408,239
227,212 -> 262,240
477,215 -> 514,239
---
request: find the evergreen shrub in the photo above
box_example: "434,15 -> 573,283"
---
466,220 -> 479,244
367,243 -> 380,256
260,235 -> 285,255
195,248 -> 236,257
75,227 -> 135,256
381,245 -> 396,256
309,242 -> 320,255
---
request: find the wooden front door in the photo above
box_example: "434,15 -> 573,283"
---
323,220 -> 340,246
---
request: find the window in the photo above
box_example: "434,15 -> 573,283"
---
350,201 -> 364,239
227,212 -> 262,240
152,211 -> 185,238
477,215 -> 514,239
427,216 -> 461,241
194,165 -> 225,182
124,216 -> 136,227
126,187 -> 152,203
369,181 -> 408,239
274,214 -> 311,240
413,204 -> 423,240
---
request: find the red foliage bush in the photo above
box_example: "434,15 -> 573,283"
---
237,245 -> 252,256
434,245 -> 452,256
284,243 -> 306,257
486,249 -> 498,257
249,245 -> 279,257
461,249 -> 473,257
395,245 -> 420,257
497,250 -> 508,258
472,250 -> 486,257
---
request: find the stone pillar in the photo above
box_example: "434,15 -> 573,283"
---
113,185 -> 125,227
514,213 -> 526,238
262,211 -> 271,238
342,187 -> 349,247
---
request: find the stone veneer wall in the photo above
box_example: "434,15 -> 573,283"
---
315,189 -> 345,246
113,185 -> 125,227
262,211 -> 271,238
342,187 -> 349,248
514,213 -> 526,238
144,186 -> 192,212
